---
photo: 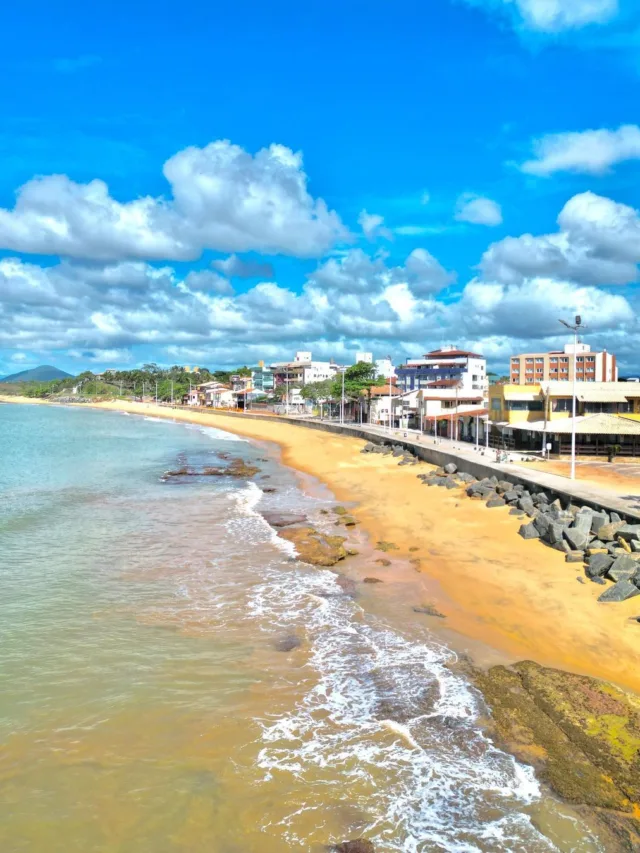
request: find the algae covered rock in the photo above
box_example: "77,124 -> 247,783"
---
278,526 -> 348,566
476,660 -> 640,818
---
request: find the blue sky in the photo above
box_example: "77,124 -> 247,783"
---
1,0 -> 640,376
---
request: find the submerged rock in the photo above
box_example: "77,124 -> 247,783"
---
261,512 -> 307,528
278,526 -> 348,566
363,577 -> 383,584
332,841 -> 375,853
274,634 -> 302,652
413,604 -> 446,618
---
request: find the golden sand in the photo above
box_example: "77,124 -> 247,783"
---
5,397 -> 640,694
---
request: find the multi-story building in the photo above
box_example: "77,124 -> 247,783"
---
509,343 -> 617,385
270,351 -> 340,387
355,352 -> 395,380
396,345 -> 487,395
250,362 -> 275,394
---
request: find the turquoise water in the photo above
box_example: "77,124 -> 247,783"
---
0,404 -> 604,852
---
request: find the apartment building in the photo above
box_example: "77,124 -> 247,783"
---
510,343 -> 617,385
270,351 -> 340,387
396,345 -> 487,396
355,351 -> 395,379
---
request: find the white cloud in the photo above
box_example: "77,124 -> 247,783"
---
358,209 -> 392,241
183,270 -> 233,294
455,194 -> 503,227
521,125 -> 640,176
482,191 -> 640,286
10,352 -> 28,362
211,254 -> 274,279
466,0 -> 618,32
0,140 -> 348,262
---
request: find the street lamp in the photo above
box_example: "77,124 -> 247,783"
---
340,367 -> 346,425
387,354 -> 393,433
559,315 -> 586,480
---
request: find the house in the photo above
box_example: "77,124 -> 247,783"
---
368,384 -> 403,427
510,343 -> 617,385
488,382 -> 640,455
396,345 -> 487,396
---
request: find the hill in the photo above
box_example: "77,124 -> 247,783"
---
0,365 -> 73,383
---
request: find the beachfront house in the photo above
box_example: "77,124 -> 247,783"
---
488,381 -> 640,455
270,351 -> 341,389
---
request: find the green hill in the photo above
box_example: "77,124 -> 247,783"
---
0,365 -> 73,383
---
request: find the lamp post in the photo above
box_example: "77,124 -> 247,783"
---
387,354 -> 393,433
559,315 -> 586,480
340,367 -> 345,425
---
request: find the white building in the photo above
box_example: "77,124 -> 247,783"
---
271,351 -> 340,387
396,346 -> 487,397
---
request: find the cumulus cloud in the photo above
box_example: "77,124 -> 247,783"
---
211,254 -> 274,279
183,270 -> 233,294
465,0 -> 618,32
358,209 -> 392,241
455,194 -> 503,226
0,140 -> 348,262
481,191 -> 640,286
521,125 -> 640,176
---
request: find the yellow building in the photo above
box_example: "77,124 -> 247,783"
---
488,382 -> 640,455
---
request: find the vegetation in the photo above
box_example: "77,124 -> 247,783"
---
8,363 -> 255,402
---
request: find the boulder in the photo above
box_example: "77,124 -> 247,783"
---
564,528 -> 589,552
598,580 -> 640,603
504,490 -> 520,503
519,522 -> 540,540
547,522 -> 568,545
534,513 -> 551,536
443,462 -> 458,474
615,524 -> 640,542
586,553 -> 614,578
445,479 -> 458,490
597,520 -> 626,542
606,554 -> 639,582
274,634 -> 302,652
632,540 -> 640,553
611,512 -> 622,523
496,479 -> 514,494
590,512 -> 609,535
486,497 -> 506,508
458,472 -> 476,484
572,512 -> 594,535
518,497 -> 536,517
532,492 -> 550,506
510,508 -> 525,516
362,442 -> 376,453
591,576 -> 607,585
392,446 -> 404,458
413,604 -> 446,618
262,512 -> 308,528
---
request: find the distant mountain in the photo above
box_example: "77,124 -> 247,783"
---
0,365 -> 73,383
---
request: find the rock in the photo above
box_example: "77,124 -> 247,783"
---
572,512 -> 594,535
376,541 -> 397,552
333,841 -> 375,853
444,479 -> 458,490
618,537 -> 632,554
274,634 -> 302,652
262,487 -> 277,493
277,527 -> 348,566
504,490 -> 520,503
533,513 -> 551,536
553,539 -> 572,554
496,479 -> 513,494
590,512 -> 609,534
564,528 -> 589,552
519,522 -> 540,540
591,576 -> 607,585
577,576 -> 585,584
443,462 -> 457,474
333,506 -> 349,516
486,497 -> 506,508
585,553 -> 614,578
598,580 -> 640,603
632,540 -> 640,553
457,472 -> 476,484
616,524 -> 640,542
474,661 -> 640,815
532,491 -> 550,506
362,442 -> 376,453
363,577 -> 383,584
606,554 -> 639,582
565,551 -> 585,563
262,512 -> 307,528
375,558 -> 391,567
547,522 -> 567,545
611,512 -> 622,523
510,508 -> 524,516
392,447 -> 404,458
413,604 -> 446,618
596,520 -> 626,542
518,497 -> 536,517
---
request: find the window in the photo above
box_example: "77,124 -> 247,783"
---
550,357 -> 558,364
553,398 -> 572,412
525,358 -> 534,364
560,357 -> 569,363
507,400 -> 543,411
535,358 -> 544,364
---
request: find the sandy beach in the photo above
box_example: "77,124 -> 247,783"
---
5,395 -> 640,695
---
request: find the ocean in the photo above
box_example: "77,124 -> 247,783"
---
0,403 -> 603,852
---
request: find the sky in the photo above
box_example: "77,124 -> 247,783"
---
1,0 -> 640,377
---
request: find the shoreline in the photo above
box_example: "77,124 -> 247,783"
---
4,395 -> 640,697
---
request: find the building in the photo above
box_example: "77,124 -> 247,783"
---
396,346 -> 487,396
488,381 -> 640,454
354,352 -> 395,380
509,343 -> 617,385
251,362 -> 275,394
270,351 -> 340,387
368,385 -> 403,427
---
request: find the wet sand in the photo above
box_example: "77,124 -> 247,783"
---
5,397 -> 640,695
